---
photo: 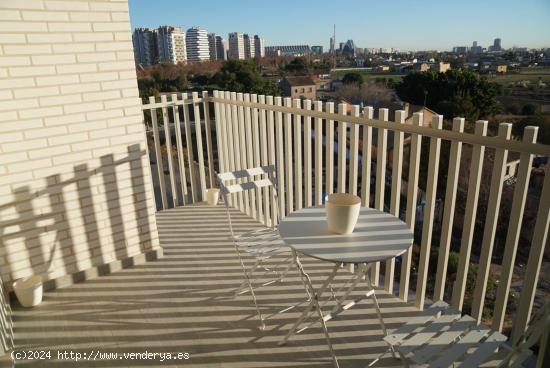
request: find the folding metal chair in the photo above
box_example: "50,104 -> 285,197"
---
373,300 -> 550,367
218,165 -> 298,330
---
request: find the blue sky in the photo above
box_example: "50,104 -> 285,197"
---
128,0 -> 550,51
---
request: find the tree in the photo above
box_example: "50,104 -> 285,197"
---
334,82 -> 392,108
283,57 -> 310,75
395,69 -> 501,122
512,113 -> 550,145
521,103 -> 538,115
342,72 -> 364,85
211,60 -> 280,95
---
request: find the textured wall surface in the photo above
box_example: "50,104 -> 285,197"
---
0,0 -> 160,287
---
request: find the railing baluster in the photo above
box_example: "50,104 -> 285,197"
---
202,91 -> 215,188
231,92 -> 244,211
386,110 -> 405,294
293,99 -> 303,210
314,100 -> 323,206
251,94 -> 262,221
348,105 -> 359,195
237,93 -> 250,215
471,123 -> 512,323
337,103 -> 347,193
258,95 -> 270,226
326,102 -> 335,197
512,165 -> 550,344
434,118 -> 465,301
304,99 -> 312,207
415,115 -> 443,310
399,112 -> 423,301
266,96 -> 277,225
243,93 -> 256,219
361,106 -> 374,207
223,91 -> 235,206
493,126 -> 538,332
284,97 -> 294,214
172,93 -> 188,204
374,108 -> 389,286
451,120 -> 488,310
275,96 -> 286,218
161,95 -> 178,207
149,95 -> 167,210
192,92 -> 206,201
182,93 -> 197,203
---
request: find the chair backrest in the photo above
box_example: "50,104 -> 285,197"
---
217,165 -> 280,237
515,303 -> 550,351
500,303 -> 550,367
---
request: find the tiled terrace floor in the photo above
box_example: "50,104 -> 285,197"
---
11,204 -> 420,367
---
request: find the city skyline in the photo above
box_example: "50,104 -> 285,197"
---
128,0 -> 550,51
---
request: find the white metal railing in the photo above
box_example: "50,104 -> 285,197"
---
141,91 -> 550,358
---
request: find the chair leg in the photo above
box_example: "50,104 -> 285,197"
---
244,268 -> 266,330
235,259 -> 262,297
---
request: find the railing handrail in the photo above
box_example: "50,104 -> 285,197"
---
142,94 -> 550,157
210,96 -> 550,156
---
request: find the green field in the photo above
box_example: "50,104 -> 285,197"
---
490,67 -> 550,85
330,66 -> 550,86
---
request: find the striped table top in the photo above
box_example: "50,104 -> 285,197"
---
278,206 -> 414,264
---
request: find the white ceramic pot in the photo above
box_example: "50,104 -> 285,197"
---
205,188 -> 220,206
13,275 -> 43,307
326,193 -> 361,234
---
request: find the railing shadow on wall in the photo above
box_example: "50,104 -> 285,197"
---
0,144 -> 156,292
142,90 -> 550,352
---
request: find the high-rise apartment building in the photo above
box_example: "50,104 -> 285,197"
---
186,27 -> 210,62
157,26 -> 186,64
493,38 -> 502,51
208,33 -> 225,61
132,28 -> 157,66
243,34 -> 255,59
228,32 -> 245,60
254,35 -> 265,58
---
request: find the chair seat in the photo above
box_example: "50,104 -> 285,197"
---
235,228 -> 288,258
384,301 -> 517,368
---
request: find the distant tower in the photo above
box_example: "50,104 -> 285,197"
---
330,24 -> 336,53
494,38 -> 502,51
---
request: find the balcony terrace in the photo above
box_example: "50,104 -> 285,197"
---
1,88 -> 549,367
0,1 -> 549,367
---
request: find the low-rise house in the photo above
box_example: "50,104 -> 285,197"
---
495,64 -> 508,73
434,62 -> 451,73
313,74 -> 332,91
415,63 -> 430,72
280,76 -> 317,100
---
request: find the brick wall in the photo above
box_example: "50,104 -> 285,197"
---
0,0 -> 160,287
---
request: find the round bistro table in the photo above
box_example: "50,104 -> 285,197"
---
278,205 -> 414,368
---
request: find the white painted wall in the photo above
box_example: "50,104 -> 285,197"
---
0,0 -> 160,287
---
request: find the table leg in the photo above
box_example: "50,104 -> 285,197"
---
363,263 -> 388,337
279,250 -> 340,368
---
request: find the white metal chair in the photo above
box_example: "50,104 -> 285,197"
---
218,165 -> 297,330
374,300 -> 550,367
